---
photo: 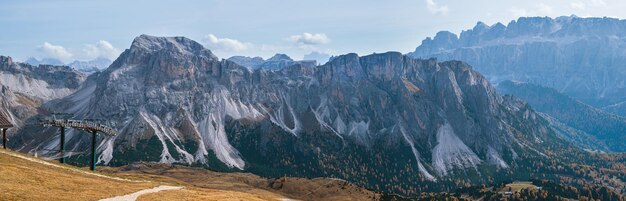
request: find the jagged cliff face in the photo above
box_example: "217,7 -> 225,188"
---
14,35 -> 565,194
409,16 -> 626,108
0,56 -> 85,128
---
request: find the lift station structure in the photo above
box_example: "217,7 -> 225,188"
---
40,117 -> 117,171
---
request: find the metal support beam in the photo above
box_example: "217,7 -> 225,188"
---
59,127 -> 65,163
90,130 -> 97,171
2,128 -> 6,149
41,118 -> 116,171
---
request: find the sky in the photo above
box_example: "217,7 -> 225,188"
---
1,0 -> 625,63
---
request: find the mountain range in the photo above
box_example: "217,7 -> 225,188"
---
0,34 -> 589,195
67,57 -> 112,74
25,57 -> 65,66
25,57 -> 112,74
409,16 -> 626,115
0,17 -> 625,197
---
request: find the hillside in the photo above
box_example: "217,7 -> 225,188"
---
0,148 -> 378,200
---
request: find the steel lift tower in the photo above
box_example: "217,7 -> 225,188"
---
41,118 -> 117,171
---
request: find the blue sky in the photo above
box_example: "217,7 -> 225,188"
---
1,0 -> 624,62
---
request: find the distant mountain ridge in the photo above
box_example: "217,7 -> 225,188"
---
67,57 -> 112,74
228,54 -> 316,69
303,51 -> 331,64
24,57 -> 112,74
409,16 -> 626,110
25,57 -> 64,66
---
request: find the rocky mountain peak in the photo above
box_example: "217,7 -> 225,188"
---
425,31 -> 459,51
129,34 -> 217,59
267,53 -> 293,61
105,35 -> 220,80
473,21 -> 489,31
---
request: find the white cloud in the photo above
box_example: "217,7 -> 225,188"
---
37,40 -> 121,61
39,42 -> 73,61
425,0 -> 449,16
287,33 -> 331,45
205,34 -> 250,52
571,1 -> 586,10
82,40 -> 120,60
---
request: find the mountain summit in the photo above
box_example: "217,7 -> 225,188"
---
130,35 -> 217,58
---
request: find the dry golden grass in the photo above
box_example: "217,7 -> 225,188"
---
102,163 -> 379,201
0,149 -> 377,201
137,187 -> 274,201
497,181 -> 538,193
0,149 -> 156,201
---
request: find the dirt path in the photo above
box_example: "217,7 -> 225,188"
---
99,185 -> 183,201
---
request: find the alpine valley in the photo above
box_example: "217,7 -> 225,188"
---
0,18 -> 625,200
